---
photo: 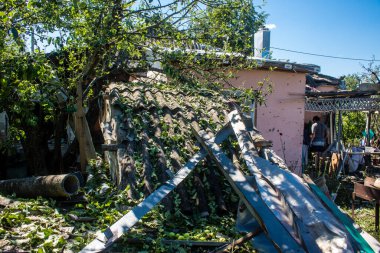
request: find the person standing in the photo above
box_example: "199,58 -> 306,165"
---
310,116 -> 328,152
310,116 -> 328,172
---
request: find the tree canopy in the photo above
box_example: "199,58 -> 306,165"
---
0,0 -> 267,175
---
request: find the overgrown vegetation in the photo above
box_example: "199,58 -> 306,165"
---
0,1 -> 273,251
340,64 -> 380,146
0,159 -> 254,252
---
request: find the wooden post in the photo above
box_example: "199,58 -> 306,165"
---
75,80 -> 98,172
337,111 -> 342,153
329,112 -> 334,145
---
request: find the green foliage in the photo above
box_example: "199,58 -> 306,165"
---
343,74 -> 361,90
0,2 -> 270,248
341,111 -> 366,146
0,0 -> 268,157
341,63 -> 380,145
189,0 -> 266,53
0,154 -> 252,252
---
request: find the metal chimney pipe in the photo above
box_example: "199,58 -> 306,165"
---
254,28 -> 271,58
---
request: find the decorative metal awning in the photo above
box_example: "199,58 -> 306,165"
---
305,97 -> 380,112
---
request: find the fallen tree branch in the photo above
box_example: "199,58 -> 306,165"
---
211,228 -> 262,253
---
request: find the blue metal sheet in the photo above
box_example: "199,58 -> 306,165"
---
228,110 -> 355,252
192,129 -> 306,252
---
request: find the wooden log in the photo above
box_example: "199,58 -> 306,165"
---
0,174 -> 79,198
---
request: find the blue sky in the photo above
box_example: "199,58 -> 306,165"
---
261,0 -> 380,77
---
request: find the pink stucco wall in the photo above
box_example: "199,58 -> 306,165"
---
228,69 -> 306,174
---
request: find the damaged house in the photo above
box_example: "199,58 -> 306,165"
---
79,32 -> 380,251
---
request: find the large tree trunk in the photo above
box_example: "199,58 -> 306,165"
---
0,148 -> 7,180
52,111 -> 68,174
22,128 -> 50,176
22,104 -> 53,176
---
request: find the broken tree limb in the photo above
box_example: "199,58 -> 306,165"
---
191,129 -> 306,252
212,228 -> 262,253
0,174 -> 79,198
72,110 -> 97,165
68,214 -> 97,222
80,122 -> 237,253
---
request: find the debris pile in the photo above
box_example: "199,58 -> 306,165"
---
83,82 -> 380,252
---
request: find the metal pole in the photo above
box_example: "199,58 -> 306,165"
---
337,111 -> 342,152
329,112 -> 334,144
366,112 -> 372,146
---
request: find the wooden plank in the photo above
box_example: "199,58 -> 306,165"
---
74,110 -> 96,164
228,110 -> 356,252
304,175 -> 374,253
192,129 -> 306,253
80,123 -> 236,253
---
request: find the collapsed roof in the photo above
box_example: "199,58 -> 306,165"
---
79,81 -> 380,252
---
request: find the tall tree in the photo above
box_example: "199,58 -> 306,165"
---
0,0 -> 266,176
